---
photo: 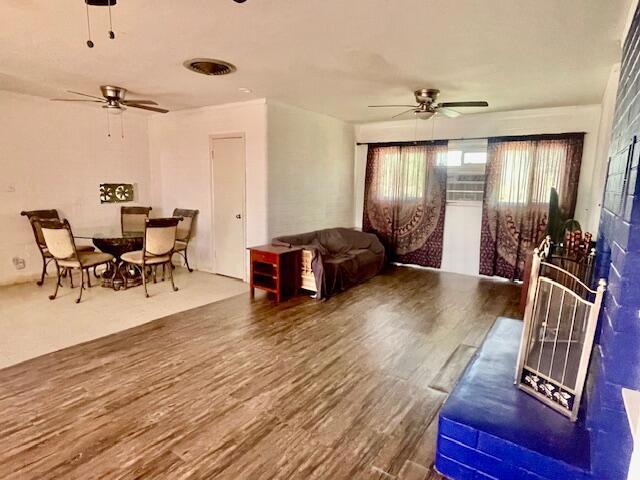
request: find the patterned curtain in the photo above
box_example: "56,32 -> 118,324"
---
363,141 -> 448,268
479,133 -> 584,280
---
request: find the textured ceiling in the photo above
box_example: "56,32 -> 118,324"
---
0,0 -> 630,122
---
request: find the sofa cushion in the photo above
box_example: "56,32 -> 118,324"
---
349,248 -> 377,266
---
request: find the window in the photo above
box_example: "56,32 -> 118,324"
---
376,150 -> 426,200
464,152 -> 488,164
442,150 -> 462,167
375,148 -> 449,201
497,150 -> 530,204
442,139 -> 488,203
496,142 -> 565,205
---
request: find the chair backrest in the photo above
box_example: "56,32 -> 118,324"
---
144,217 -> 180,257
121,206 -> 152,234
39,219 -> 78,260
21,209 -> 61,250
172,208 -> 199,242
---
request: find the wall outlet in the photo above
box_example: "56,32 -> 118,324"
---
12,257 -> 25,270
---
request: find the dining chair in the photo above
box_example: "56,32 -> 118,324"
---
21,209 -> 95,286
121,217 -> 181,297
172,208 -> 199,272
38,219 -> 115,303
121,206 -> 152,235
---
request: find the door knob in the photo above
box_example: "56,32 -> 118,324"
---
235,214 -> 242,219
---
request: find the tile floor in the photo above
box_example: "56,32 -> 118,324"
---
0,268 -> 248,369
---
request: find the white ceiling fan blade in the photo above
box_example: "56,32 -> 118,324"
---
67,90 -> 105,100
51,99 -> 104,103
392,109 -> 417,119
127,104 -> 169,113
438,107 -> 461,118
369,104 -> 417,108
122,100 -> 159,105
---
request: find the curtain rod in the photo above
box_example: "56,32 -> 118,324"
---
355,131 -> 587,146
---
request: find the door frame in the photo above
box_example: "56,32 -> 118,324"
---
209,132 -> 247,281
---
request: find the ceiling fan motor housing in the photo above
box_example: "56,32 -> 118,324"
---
85,0 -> 117,6
100,85 -> 126,101
415,88 -> 440,104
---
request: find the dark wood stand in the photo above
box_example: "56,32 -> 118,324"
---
248,244 -> 302,302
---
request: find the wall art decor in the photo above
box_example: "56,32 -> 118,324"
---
100,183 -> 134,203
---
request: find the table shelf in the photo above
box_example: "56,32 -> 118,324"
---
248,245 -> 302,303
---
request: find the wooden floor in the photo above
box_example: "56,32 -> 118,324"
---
0,266 -> 521,480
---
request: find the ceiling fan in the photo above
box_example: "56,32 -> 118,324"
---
51,85 -> 169,114
369,89 -> 488,120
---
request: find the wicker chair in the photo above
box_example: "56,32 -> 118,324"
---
21,209 -> 95,286
121,206 -> 152,235
172,208 -> 199,272
121,217 -> 181,297
38,219 -> 114,303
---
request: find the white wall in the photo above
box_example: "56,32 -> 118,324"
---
148,100 -> 268,275
0,90 -> 151,286
354,105 -> 604,276
266,102 -> 355,238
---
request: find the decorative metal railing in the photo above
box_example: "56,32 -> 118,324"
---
515,237 -> 605,421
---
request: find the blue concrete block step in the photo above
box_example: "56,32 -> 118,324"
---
435,317 -> 593,480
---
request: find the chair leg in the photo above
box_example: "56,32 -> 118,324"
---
93,265 -> 100,279
169,261 -> 179,292
69,269 -> 74,288
76,269 -> 85,304
142,265 -> 149,298
49,263 -> 61,300
86,269 -> 92,288
37,257 -> 47,286
184,249 -> 193,272
121,263 -> 129,290
153,266 -> 157,284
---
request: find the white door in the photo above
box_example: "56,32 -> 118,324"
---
211,136 -> 246,279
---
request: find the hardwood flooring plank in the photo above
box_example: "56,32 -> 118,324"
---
398,460 -> 431,480
0,266 -> 521,479
429,344 -> 478,393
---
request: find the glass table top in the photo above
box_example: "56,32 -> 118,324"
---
73,226 -> 144,240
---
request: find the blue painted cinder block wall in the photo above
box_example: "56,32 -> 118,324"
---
588,2 -> 640,478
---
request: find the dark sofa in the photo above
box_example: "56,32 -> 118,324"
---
272,227 -> 385,299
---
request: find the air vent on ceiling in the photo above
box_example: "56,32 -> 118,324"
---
184,58 -> 237,76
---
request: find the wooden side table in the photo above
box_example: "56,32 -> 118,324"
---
248,244 -> 302,302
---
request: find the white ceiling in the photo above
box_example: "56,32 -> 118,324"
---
0,0 -> 630,122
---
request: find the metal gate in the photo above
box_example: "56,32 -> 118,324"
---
515,238 -> 606,421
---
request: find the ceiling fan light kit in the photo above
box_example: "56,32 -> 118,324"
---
369,88 -> 489,120
103,104 -> 124,114
84,0 -> 117,48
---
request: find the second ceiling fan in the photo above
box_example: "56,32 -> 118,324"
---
51,85 -> 169,114
369,89 -> 488,120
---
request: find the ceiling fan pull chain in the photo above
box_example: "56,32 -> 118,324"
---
120,112 -> 125,139
108,0 -> 115,39
106,109 -> 111,137
85,2 -> 94,48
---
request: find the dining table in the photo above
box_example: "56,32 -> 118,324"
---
73,227 -> 144,290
